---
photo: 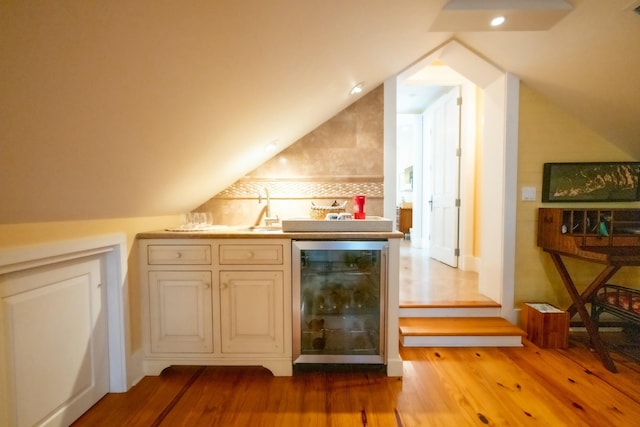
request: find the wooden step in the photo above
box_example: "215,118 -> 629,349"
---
399,317 -> 526,347
400,300 -> 502,308
399,301 -> 502,318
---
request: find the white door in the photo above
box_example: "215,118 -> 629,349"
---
148,270 -> 213,353
2,256 -> 108,427
219,271 -> 284,354
428,86 -> 461,267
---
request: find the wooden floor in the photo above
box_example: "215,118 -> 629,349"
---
74,338 -> 640,427
398,240 -> 490,305
74,241 -> 640,426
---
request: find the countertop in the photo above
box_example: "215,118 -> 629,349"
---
137,227 -> 404,240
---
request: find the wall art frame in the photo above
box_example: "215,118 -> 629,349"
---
542,162 -> 640,203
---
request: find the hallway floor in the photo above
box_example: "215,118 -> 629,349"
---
399,240 -> 493,305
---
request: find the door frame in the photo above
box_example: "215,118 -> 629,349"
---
0,234 -> 130,391
384,39 -> 519,324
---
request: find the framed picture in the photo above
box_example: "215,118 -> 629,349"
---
542,162 -> 640,203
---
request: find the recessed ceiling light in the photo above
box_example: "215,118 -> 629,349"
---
490,16 -> 506,26
350,82 -> 364,95
264,140 -> 278,152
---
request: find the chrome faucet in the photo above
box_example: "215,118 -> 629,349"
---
258,187 -> 279,227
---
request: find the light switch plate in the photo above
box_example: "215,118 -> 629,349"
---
521,186 -> 536,201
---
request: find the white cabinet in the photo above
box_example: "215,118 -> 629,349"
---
148,270 -> 213,353
218,243 -> 286,354
1,255 -> 109,427
139,238 -> 292,376
220,271 -> 284,354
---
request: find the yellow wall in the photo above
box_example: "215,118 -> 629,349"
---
515,84 -> 640,309
474,86 -> 484,257
0,216 -> 180,249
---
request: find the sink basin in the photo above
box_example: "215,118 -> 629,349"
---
244,225 -> 283,232
281,216 -> 393,232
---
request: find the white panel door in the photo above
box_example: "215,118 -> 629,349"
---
148,271 -> 213,353
220,271 -> 284,354
2,256 -> 108,427
429,86 -> 461,267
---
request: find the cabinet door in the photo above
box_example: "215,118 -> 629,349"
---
2,256 -> 108,427
220,271 -> 284,354
148,271 -> 213,353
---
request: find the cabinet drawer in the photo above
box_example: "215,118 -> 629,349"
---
612,235 -> 640,246
584,236 -> 610,247
147,245 -> 212,265
219,244 -> 283,265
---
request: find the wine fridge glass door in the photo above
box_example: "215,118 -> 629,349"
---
292,240 -> 387,365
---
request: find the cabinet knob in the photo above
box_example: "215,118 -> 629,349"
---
220,282 -> 227,289
175,252 -> 182,258
247,251 -> 253,258
205,283 -> 211,289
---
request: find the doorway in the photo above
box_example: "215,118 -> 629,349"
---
396,77 -> 480,303
384,40 -> 520,323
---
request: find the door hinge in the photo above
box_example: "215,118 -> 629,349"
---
454,248 -> 460,256
457,96 -> 462,106
456,147 -> 461,157
455,199 -> 461,207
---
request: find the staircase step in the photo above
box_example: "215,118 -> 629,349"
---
399,301 -> 502,318
400,301 -> 502,308
399,317 -> 526,347
400,305 -> 501,318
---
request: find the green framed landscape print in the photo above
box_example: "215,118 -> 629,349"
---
542,162 -> 640,203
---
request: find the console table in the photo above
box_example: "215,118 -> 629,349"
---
537,208 -> 640,372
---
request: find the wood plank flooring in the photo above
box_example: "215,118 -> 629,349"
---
398,241 -> 490,305
74,338 -> 640,427
73,241 -> 640,426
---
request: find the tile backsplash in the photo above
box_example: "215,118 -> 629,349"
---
197,85 -> 384,226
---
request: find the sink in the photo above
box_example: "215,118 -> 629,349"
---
281,216 -> 393,232
244,225 -> 283,232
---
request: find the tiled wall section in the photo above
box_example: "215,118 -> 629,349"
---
198,85 -> 385,226
214,179 -> 383,200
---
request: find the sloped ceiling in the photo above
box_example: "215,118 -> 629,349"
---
1,0 -> 639,224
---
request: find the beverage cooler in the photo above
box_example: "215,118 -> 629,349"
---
292,240 -> 388,365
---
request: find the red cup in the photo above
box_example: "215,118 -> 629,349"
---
353,195 -> 366,219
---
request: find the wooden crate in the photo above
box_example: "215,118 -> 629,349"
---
523,303 -> 569,349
